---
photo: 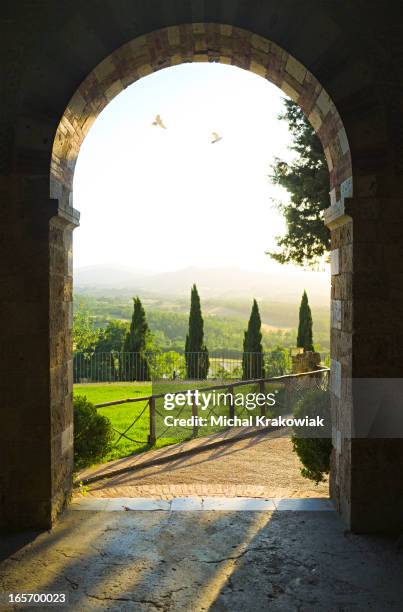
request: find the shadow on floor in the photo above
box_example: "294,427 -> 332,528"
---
0,530 -> 42,564
1,506 -> 402,610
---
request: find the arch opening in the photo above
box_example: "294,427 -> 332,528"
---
69,59 -> 333,501
47,23 -> 355,527
51,23 -> 353,503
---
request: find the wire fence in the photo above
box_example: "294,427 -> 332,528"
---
73,351 -> 274,383
94,368 -> 330,448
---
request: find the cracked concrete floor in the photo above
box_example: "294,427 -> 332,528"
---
1,509 -> 403,611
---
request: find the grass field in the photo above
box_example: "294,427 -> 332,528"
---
74,383 -> 179,464
73,380 -> 286,467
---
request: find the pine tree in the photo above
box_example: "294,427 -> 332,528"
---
123,297 -> 150,380
268,99 -> 330,267
297,291 -> 314,352
242,299 -> 265,379
185,284 -> 209,379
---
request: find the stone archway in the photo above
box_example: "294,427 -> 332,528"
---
3,3 -> 403,533
49,23 -> 353,527
50,24 -> 352,208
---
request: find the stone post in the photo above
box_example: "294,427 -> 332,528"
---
292,351 -> 322,374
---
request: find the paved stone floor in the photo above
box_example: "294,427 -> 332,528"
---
71,497 -> 333,512
1,507 -> 403,611
79,432 -> 329,500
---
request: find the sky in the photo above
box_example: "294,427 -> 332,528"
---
73,62 -> 300,276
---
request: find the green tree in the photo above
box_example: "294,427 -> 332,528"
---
297,291 -> 314,352
73,308 -> 99,356
91,320 -> 129,382
185,284 -> 209,379
265,346 -> 291,377
95,320 -> 129,353
123,297 -> 150,381
73,307 -> 101,382
242,299 -> 265,379
268,99 -> 330,267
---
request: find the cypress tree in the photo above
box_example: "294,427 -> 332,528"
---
297,290 -> 314,352
242,299 -> 265,379
123,297 -> 150,380
185,284 -> 209,379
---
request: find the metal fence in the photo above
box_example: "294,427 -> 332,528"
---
73,351 -> 272,383
94,368 -> 330,448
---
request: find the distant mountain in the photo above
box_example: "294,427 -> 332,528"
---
74,264 -> 150,288
74,264 -> 330,306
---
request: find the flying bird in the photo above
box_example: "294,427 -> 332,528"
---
152,114 -> 167,129
211,131 -> 223,144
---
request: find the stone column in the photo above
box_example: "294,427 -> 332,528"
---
49,205 -> 79,526
0,175 -> 79,529
327,196 -> 403,532
326,206 -> 353,527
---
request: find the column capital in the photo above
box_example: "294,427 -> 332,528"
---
325,200 -> 352,229
49,199 -> 80,230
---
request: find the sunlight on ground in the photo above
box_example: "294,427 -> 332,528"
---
189,512 -> 272,610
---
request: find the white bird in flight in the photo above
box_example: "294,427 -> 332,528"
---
211,131 -> 223,144
152,114 -> 167,129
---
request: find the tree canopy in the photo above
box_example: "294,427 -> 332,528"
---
95,320 -> 129,353
73,308 -> 99,356
268,99 -> 330,267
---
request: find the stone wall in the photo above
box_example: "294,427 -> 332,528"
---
330,196 -> 403,531
2,0 -> 403,532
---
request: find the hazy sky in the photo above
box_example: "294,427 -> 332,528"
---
73,62 -> 299,275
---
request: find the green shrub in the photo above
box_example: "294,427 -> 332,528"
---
74,395 -> 114,469
291,388 -> 332,484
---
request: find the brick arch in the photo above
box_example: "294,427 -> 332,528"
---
50,23 -> 352,213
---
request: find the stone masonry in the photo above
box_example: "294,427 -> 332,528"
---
2,1 -> 403,532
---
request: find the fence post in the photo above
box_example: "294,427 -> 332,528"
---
148,397 -> 156,445
228,384 -> 235,419
192,399 -> 198,437
284,378 -> 292,415
259,379 -> 266,417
